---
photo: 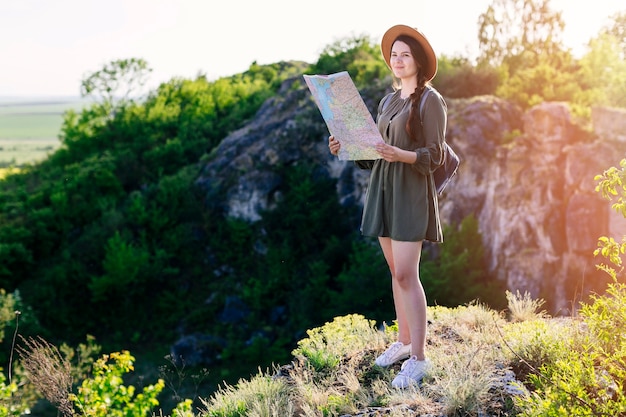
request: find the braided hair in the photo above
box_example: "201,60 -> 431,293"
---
392,34 -> 430,141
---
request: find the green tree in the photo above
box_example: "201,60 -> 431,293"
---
497,56 -> 580,108
478,0 -> 565,68
601,11 -> 626,58
81,58 -> 153,105
477,0 -> 582,109
577,24 -> 626,109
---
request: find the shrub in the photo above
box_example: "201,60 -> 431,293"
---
503,319 -> 575,384
0,369 -> 27,417
292,314 -> 384,373
594,158 -> 626,280
514,283 -> 626,416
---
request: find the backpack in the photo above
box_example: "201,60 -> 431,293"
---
381,87 -> 460,195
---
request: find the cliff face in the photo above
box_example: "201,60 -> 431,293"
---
444,100 -> 626,312
196,76 -> 626,313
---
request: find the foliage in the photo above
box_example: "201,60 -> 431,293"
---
71,351 -> 164,417
477,0 -> 565,68
421,214 -> 506,310
308,35 -> 388,88
17,336 -> 194,417
496,51 -> 580,109
328,238 -> 392,324
81,58 -> 153,105
9,296 -> 626,417
211,163 -> 359,378
0,290 -> 16,344
292,315 -> 384,373
503,318 -> 575,383
434,54 -> 501,98
0,296 -> 31,416
594,158 -> 626,279
0,369 -> 27,417
577,30 -> 626,110
0,61 -> 296,352
514,283 -> 626,416
198,292 -> 626,416
199,304 -> 552,417
474,0 -> 626,112
600,11 -> 626,59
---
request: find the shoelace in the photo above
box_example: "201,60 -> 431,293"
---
400,357 -> 417,372
381,342 -> 403,360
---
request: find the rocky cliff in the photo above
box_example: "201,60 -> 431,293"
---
196,76 -> 626,313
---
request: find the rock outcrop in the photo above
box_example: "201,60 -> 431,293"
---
196,76 -> 626,313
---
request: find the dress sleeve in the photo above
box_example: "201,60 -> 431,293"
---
412,91 -> 447,176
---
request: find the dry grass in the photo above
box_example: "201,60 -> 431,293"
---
505,290 -> 547,322
16,335 -> 74,416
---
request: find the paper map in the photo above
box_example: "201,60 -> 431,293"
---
303,71 -> 383,161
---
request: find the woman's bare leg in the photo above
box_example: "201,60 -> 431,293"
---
389,239 -> 427,360
379,237 -> 410,345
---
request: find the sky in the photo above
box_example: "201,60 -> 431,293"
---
1,0 -> 623,98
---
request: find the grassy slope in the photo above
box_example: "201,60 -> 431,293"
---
199,300 -> 572,416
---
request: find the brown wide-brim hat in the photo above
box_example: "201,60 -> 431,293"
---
381,24 -> 437,81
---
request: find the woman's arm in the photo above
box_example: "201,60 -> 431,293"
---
413,92 -> 446,175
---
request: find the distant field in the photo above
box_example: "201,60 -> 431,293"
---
0,97 -> 88,166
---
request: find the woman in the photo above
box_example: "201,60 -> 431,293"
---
328,24 -> 446,388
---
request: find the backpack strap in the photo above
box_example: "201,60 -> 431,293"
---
419,86 -> 432,126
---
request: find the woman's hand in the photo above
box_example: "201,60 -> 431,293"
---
376,143 -> 400,162
329,136 -> 341,156
376,143 -> 417,164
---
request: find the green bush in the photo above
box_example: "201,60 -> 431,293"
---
329,238 -> 392,323
292,314 -> 383,373
71,351 -> 164,417
515,283 -> 626,416
421,214 -> 506,310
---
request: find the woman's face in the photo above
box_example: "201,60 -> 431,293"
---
390,40 -> 419,80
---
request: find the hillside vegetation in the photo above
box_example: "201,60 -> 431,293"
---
0,1 -> 625,415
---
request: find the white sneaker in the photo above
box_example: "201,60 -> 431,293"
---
374,342 -> 411,367
391,356 -> 431,388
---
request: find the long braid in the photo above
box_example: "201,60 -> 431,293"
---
405,71 -> 428,141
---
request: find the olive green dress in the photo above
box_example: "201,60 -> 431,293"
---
357,87 -> 447,242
